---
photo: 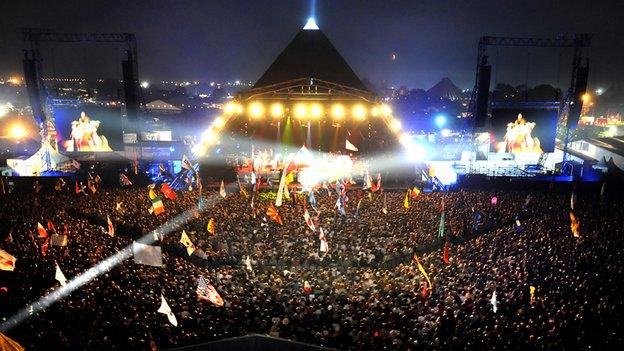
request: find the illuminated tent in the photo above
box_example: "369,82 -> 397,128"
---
7,142 -> 77,176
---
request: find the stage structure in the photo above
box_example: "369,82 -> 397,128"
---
192,19 -> 408,160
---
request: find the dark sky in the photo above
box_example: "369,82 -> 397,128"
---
1,0 -> 622,90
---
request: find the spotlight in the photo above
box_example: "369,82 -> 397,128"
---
223,102 -> 238,115
9,123 -> 27,139
212,116 -> 225,129
270,103 -> 284,119
248,101 -> 264,119
434,115 -> 447,128
310,103 -> 323,119
140,81 -> 149,89
399,132 -> 412,146
370,106 -> 380,117
380,104 -> 392,117
352,104 -> 367,120
440,129 -> 451,137
201,130 -> 218,145
389,118 -> 402,132
331,104 -> 346,120
293,103 -> 307,119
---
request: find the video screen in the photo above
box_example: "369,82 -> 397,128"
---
490,108 -> 558,153
52,105 -> 123,151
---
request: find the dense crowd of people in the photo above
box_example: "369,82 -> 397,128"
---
1,180 -> 623,350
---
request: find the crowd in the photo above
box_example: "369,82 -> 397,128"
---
0,180 -> 623,350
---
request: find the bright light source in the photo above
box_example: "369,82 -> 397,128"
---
0,102 -> 12,117
434,115 -> 447,128
293,103 -> 307,119
10,123 -> 27,139
310,103 -> 323,119
370,106 -> 380,117
352,104 -> 367,120
582,93 -> 591,103
140,81 -> 149,89
201,130 -> 218,145
380,104 -> 392,116
213,116 -> 225,129
389,118 -> 402,132
405,143 -> 426,163
595,88 -> 604,96
8,76 -> 21,85
248,101 -> 264,119
440,128 -> 451,137
399,133 -> 412,146
224,102 -> 236,115
270,103 -> 284,119
331,104 -> 346,120
303,17 -> 319,30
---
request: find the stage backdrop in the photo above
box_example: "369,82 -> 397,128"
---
52,105 -> 123,152
490,108 -> 558,153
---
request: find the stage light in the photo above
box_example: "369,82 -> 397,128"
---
310,103 -> 323,119
270,103 -> 284,119
9,123 -> 27,139
582,93 -> 591,103
380,104 -> 392,117
224,102 -> 237,115
440,128 -> 451,137
331,104 -> 346,120
434,114 -> 447,128
303,17 -> 319,30
140,81 -> 149,89
293,103 -> 307,119
248,101 -> 265,119
370,106 -> 380,117
405,143 -> 427,163
213,116 -> 225,129
399,132 -> 412,146
352,104 -> 367,121
201,130 -> 218,145
0,102 -> 12,117
389,118 -> 402,132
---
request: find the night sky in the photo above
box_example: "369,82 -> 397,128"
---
0,0 -> 622,90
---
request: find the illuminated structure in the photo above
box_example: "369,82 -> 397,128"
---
63,111 -> 112,152
497,114 -> 542,154
193,19 -> 406,156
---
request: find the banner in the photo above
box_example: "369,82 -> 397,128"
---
132,242 -> 163,267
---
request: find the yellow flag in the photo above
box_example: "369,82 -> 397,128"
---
403,190 -> 410,209
207,218 -> 216,235
149,189 -> 157,200
239,184 -> 249,198
179,230 -> 195,256
413,254 -> 432,295
529,285 -> 536,303
570,211 -> 580,237
285,172 -> 295,185
0,332 -> 25,351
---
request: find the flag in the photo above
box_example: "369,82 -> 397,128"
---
345,138 -> 359,151
303,207 -> 316,231
382,193 -> 388,214
570,211 -> 580,237
266,204 -> 283,225
371,173 -> 381,193
410,187 -> 421,199
151,196 -> 165,215
37,222 -> 48,238
161,183 -> 177,200
570,191 -> 577,210
413,254 -> 432,296
443,241 -> 449,264
403,190 -> 410,209
181,154 -> 194,171
0,332 -> 25,351
157,294 -> 178,326
308,191 -> 317,211
363,171 -> 372,190
119,173 -> 132,186
132,242 -> 163,267
107,216 -> 115,237
207,218 -> 216,235
491,290 -> 498,313
55,263 -> 68,286
354,198 -> 363,218
239,182 -> 249,198
0,249 -> 16,271
275,167 -> 288,207
75,180 -> 81,194
148,189 -> 157,200
335,196 -> 346,216
50,234 -> 68,247
438,211 -> 445,238
319,227 -> 328,253
491,196 -> 498,205
196,276 -> 224,307
47,220 -> 56,233
529,286 -> 536,303
219,180 -> 226,198
180,231 -> 195,256
514,216 -> 524,234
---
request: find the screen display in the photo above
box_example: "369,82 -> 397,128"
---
52,106 -> 123,151
490,108 -> 558,153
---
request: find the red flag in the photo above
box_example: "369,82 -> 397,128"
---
41,237 -> 49,256
266,204 -> 283,225
370,173 -> 381,192
75,180 -> 81,194
443,241 -> 449,264
161,183 -> 177,200
421,284 -> 428,299
37,222 -> 48,238
107,216 -> 115,237
47,220 -> 56,233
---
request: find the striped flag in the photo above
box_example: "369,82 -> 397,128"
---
413,254 -> 432,297
266,204 -> 283,225
151,196 -> 165,215
37,222 -> 48,238
303,207 -> 315,231
107,216 -> 115,237
0,249 -> 16,271
196,276 -> 224,307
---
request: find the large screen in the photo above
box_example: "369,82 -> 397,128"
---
52,106 -> 123,151
490,108 -> 558,153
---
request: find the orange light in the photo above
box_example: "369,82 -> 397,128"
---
293,103 -> 307,119
352,104 -> 367,120
310,103 -> 323,119
389,118 -> 402,132
582,93 -> 591,103
247,101 -> 264,119
9,123 -> 27,139
331,104 -> 346,120
270,103 -> 284,119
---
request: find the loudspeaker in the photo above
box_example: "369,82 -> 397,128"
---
23,55 -> 46,123
122,56 -> 139,123
474,65 -> 492,128
567,66 -> 589,129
